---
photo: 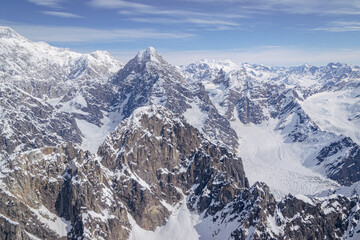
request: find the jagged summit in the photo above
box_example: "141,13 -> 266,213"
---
132,46 -> 165,67
113,47 -> 169,78
112,45 -> 183,85
136,46 -> 158,60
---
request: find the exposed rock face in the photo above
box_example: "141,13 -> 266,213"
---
0,143 -> 130,240
275,195 -> 351,239
2,106 -> 360,239
315,137 -> 360,186
98,106 -> 248,230
0,106 -> 248,239
0,83 -> 82,158
202,182 -> 360,240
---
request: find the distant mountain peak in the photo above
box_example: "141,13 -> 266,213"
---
135,46 -> 162,64
327,62 -> 344,68
0,26 -> 23,39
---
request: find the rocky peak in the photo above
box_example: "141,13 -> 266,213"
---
115,46 -> 177,77
98,105 -> 248,229
110,47 -> 189,121
113,46 -> 182,85
111,49 -> 239,151
135,46 -> 160,63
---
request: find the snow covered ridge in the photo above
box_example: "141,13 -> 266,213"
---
181,58 -> 360,91
0,26 -> 123,83
1,26 -> 360,239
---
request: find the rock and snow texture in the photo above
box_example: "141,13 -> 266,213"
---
1,26 -> 360,239
181,58 -> 360,197
0,26 -> 124,155
0,26 -> 122,83
2,106 -> 360,240
111,46 -> 238,151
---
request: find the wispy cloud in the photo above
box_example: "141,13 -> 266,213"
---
42,11 -> 83,18
265,0 -> 360,15
187,18 -> 239,27
128,17 -> 240,28
312,21 -> 360,32
89,0 -> 151,11
120,8 -> 247,20
28,0 -> 62,8
88,0 -> 244,30
2,23 -> 194,42
182,0 -> 360,16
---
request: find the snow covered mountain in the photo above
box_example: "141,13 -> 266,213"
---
0,26 -> 121,85
1,26 -> 360,239
181,59 -> 360,196
111,47 -> 238,151
0,26 -> 124,157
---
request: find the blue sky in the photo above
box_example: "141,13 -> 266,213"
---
1,0 -> 360,66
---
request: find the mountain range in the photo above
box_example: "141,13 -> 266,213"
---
1,26 -> 360,239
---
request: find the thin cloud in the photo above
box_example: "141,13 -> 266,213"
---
313,21 -> 360,32
42,11 -> 83,18
182,0 -> 360,16
28,0 -> 62,8
120,8 -> 248,19
89,0 -> 151,11
89,0 -> 244,30
128,17 -> 240,28
187,18 -> 239,27
4,23 -> 195,42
